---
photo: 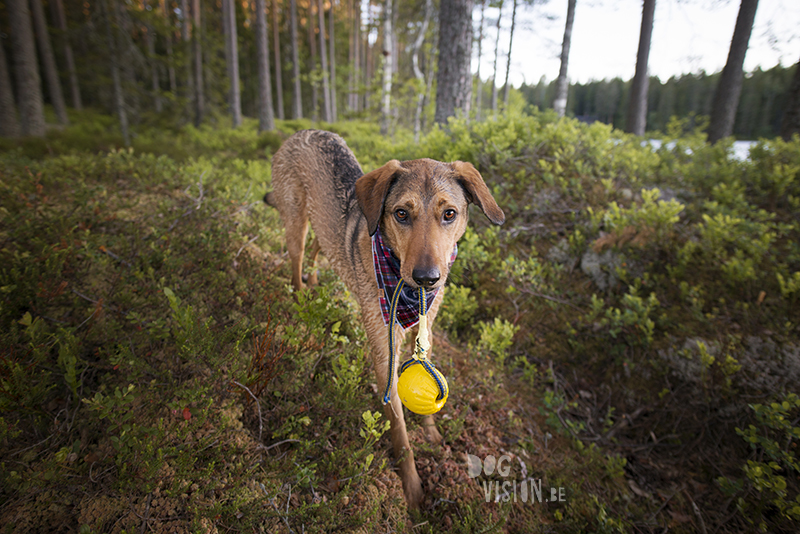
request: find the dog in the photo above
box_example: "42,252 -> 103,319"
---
265,130 -> 504,508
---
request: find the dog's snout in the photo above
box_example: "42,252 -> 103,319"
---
412,267 -> 440,288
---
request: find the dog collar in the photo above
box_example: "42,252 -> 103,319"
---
371,227 -> 457,329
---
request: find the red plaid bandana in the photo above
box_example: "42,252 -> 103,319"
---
372,227 -> 458,329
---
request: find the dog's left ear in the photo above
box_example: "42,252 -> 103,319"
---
451,161 -> 505,225
356,159 -> 406,236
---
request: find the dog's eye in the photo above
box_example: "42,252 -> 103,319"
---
395,209 -> 409,222
443,209 -> 457,222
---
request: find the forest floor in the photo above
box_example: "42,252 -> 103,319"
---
1,111 -> 799,533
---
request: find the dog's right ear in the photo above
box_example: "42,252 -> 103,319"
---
355,160 -> 405,236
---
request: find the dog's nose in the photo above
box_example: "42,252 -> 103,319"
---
412,267 -> 440,288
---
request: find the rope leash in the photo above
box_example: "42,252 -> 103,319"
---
381,284 -> 447,406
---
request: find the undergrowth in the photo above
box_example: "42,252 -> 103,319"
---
1,109 -> 799,532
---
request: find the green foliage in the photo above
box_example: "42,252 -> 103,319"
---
681,212 -> 776,284
586,287 -> 659,348
477,318 -> 519,367
4,108 -> 800,532
359,410 -> 390,449
437,285 -> 478,336
718,394 -> 800,530
777,271 -> 800,300
594,187 -> 684,241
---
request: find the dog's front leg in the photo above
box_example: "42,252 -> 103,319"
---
417,297 -> 444,445
364,311 -> 424,508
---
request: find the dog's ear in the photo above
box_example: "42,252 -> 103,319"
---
451,161 -> 505,225
356,159 -> 405,236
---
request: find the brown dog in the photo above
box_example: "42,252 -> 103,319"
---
265,130 -> 504,508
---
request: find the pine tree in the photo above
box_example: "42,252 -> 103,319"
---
708,0 -> 759,143
781,58 -> 800,141
223,0 -> 242,127
101,0 -> 129,146
380,0 -> 393,134
272,0 -> 284,119
328,0 -> 337,122
51,0 -> 82,110
8,0 -> 46,136
490,0 -> 503,117
290,0 -> 303,118
502,0 -> 518,107
319,0 -> 332,122
0,37 -> 21,137
412,0 -> 433,140
435,0 -> 473,125
553,0 -> 576,118
474,0 -> 486,121
192,0 -> 205,125
255,0 -> 275,131
626,0 -> 655,136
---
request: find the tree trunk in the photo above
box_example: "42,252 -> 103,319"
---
222,0 -> 241,127
143,1 -> 161,113
180,0 -> 194,118
30,0 -> 68,124
51,0 -> 82,110
708,0 -> 759,143
117,4 -> 140,117
8,0 -> 46,136
553,0 -> 576,117
255,0 -> 275,131
625,0 -> 655,136
272,0 -> 284,119
380,0 -> 393,134
490,0 -> 503,117
0,39 -> 21,137
424,30 -> 436,132
502,0 -> 517,107
329,0 -> 337,122
780,57 -> 800,141
364,13 -> 372,111
289,0 -> 303,118
475,0 -> 486,122
192,0 -> 204,125
413,0 -> 432,141
160,0 -> 176,94
307,1 -> 319,121
101,0 -> 129,145
347,0 -> 359,111
318,0 -> 332,122
435,0 -> 473,125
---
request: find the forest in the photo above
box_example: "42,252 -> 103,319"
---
2,0 -> 800,533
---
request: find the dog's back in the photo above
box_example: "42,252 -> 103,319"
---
266,130 -> 370,290
267,130 -> 363,214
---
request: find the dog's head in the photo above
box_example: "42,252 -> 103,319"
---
355,158 -> 505,290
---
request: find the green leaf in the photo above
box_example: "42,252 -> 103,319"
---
18,312 -> 32,326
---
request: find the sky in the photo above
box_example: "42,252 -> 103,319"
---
473,0 -> 800,87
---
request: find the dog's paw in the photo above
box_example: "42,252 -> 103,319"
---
424,424 -> 443,445
402,472 -> 424,510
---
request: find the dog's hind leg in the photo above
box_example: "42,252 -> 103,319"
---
285,216 -> 309,291
274,185 -> 310,291
306,237 -> 322,286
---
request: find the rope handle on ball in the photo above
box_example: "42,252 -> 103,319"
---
381,284 -> 447,405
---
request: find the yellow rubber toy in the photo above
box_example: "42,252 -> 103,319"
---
397,362 -> 448,415
382,285 -> 449,415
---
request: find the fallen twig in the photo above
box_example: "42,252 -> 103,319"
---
231,380 -> 262,442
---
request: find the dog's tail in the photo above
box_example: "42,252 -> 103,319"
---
263,192 -> 274,207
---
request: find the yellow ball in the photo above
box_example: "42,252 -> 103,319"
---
397,362 -> 448,415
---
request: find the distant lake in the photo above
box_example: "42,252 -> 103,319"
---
645,140 -> 756,161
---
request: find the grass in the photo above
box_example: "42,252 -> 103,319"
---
1,109 -> 799,533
